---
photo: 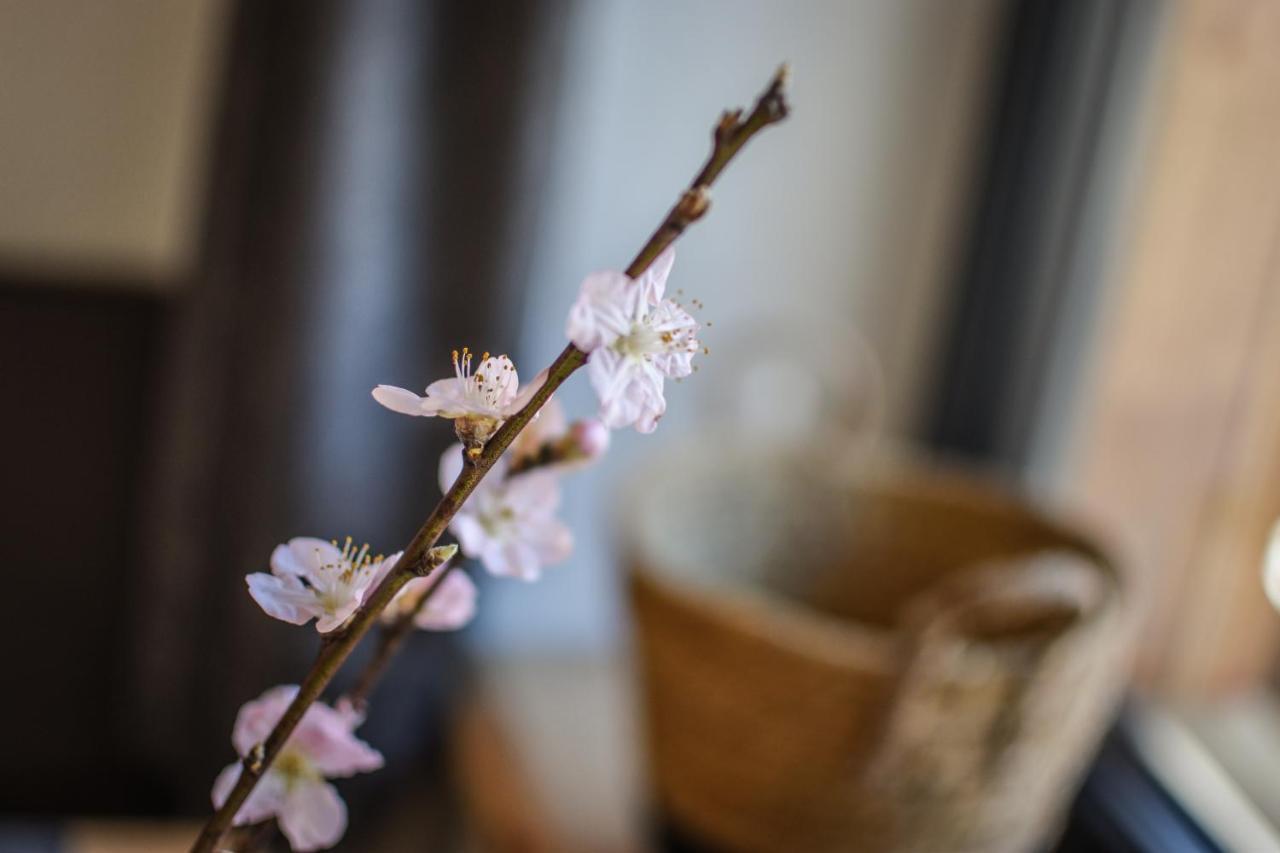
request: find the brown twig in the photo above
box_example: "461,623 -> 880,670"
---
189,64 -> 789,853
233,561 -> 468,853
342,557 -> 465,709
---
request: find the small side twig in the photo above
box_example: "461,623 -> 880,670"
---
343,557 -> 464,709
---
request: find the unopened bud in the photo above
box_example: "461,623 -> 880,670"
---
675,187 -> 711,223
570,419 -> 610,461
425,543 -> 459,573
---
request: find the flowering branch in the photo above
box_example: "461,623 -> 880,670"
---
190,65 -> 789,853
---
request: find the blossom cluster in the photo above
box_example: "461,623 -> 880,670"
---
216,251 -> 699,849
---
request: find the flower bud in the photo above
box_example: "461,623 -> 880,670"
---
570,418 -> 610,461
423,543 -> 459,574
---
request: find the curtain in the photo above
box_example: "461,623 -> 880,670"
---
127,0 -> 570,813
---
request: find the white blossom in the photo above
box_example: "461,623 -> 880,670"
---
372,349 -> 544,421
439,443 -> 571,581
247,538 -> 399,634
211,686 -> 383,851
565,248 -> 700,432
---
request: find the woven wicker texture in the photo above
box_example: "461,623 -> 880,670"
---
627,442 -> 1129,853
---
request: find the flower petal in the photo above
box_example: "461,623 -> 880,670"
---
212,763 -> 289,827
438,442 -> 506,500
451,513 -> 489,560
636,405 -> 664,434
279,780 -> 348,852
504,470 -> 562,518
232,685 -> 300,755
566,270 -> 634,351
492,540 -> 543,581
476,355 -> 519,410
247,573 -> 317,626
527,518 -> 573,565
601,355 -> 666,433
420,377 -> 476,418
383,574 -> 427,623
588,350 -> 645,430
210,763 -> 242,814
636,246 -> 675,304
371,384 -> 427,416
369,551 -> 402,588
414,570 -> 478,630
598,393 -> 643,430
281,538 -> 344,585
296,713 -> 384,777
438,443 -> 466,494
313,600 -> 359,634
332,696 -> 365,729
272,538 -> 339,578
630,362 -> 668,433
506,367 -> 549,416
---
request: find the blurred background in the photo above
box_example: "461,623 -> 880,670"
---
3,0 -> 1280,850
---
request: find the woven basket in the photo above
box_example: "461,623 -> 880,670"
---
626,438 -> 1129,853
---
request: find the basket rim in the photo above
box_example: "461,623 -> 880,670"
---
620,433 -> 1124,674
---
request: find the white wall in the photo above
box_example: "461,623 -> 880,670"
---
0,0 -> 997,655
472,0 -> 1001,655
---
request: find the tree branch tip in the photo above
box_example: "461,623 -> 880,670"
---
759,63 -> 791,124
715,109 -> 743,143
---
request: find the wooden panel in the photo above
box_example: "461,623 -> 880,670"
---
1068,0 -> 1280,697
0,0 -> 228,280
0,281 -> 167,812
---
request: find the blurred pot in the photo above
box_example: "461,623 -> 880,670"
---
625,436 -> 1130,853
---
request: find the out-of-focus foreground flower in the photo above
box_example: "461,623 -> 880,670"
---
382,565 -> 478,630
211,685 -> 383,851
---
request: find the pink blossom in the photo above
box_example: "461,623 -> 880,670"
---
211,685 -> 383,851
247,538 -> 401,634
565,248 -> 700,432
439,444 -> 572,581
382,565 -> 478,630
372,348 -> 544,421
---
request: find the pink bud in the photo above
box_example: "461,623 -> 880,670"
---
571,419 -> 610,461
